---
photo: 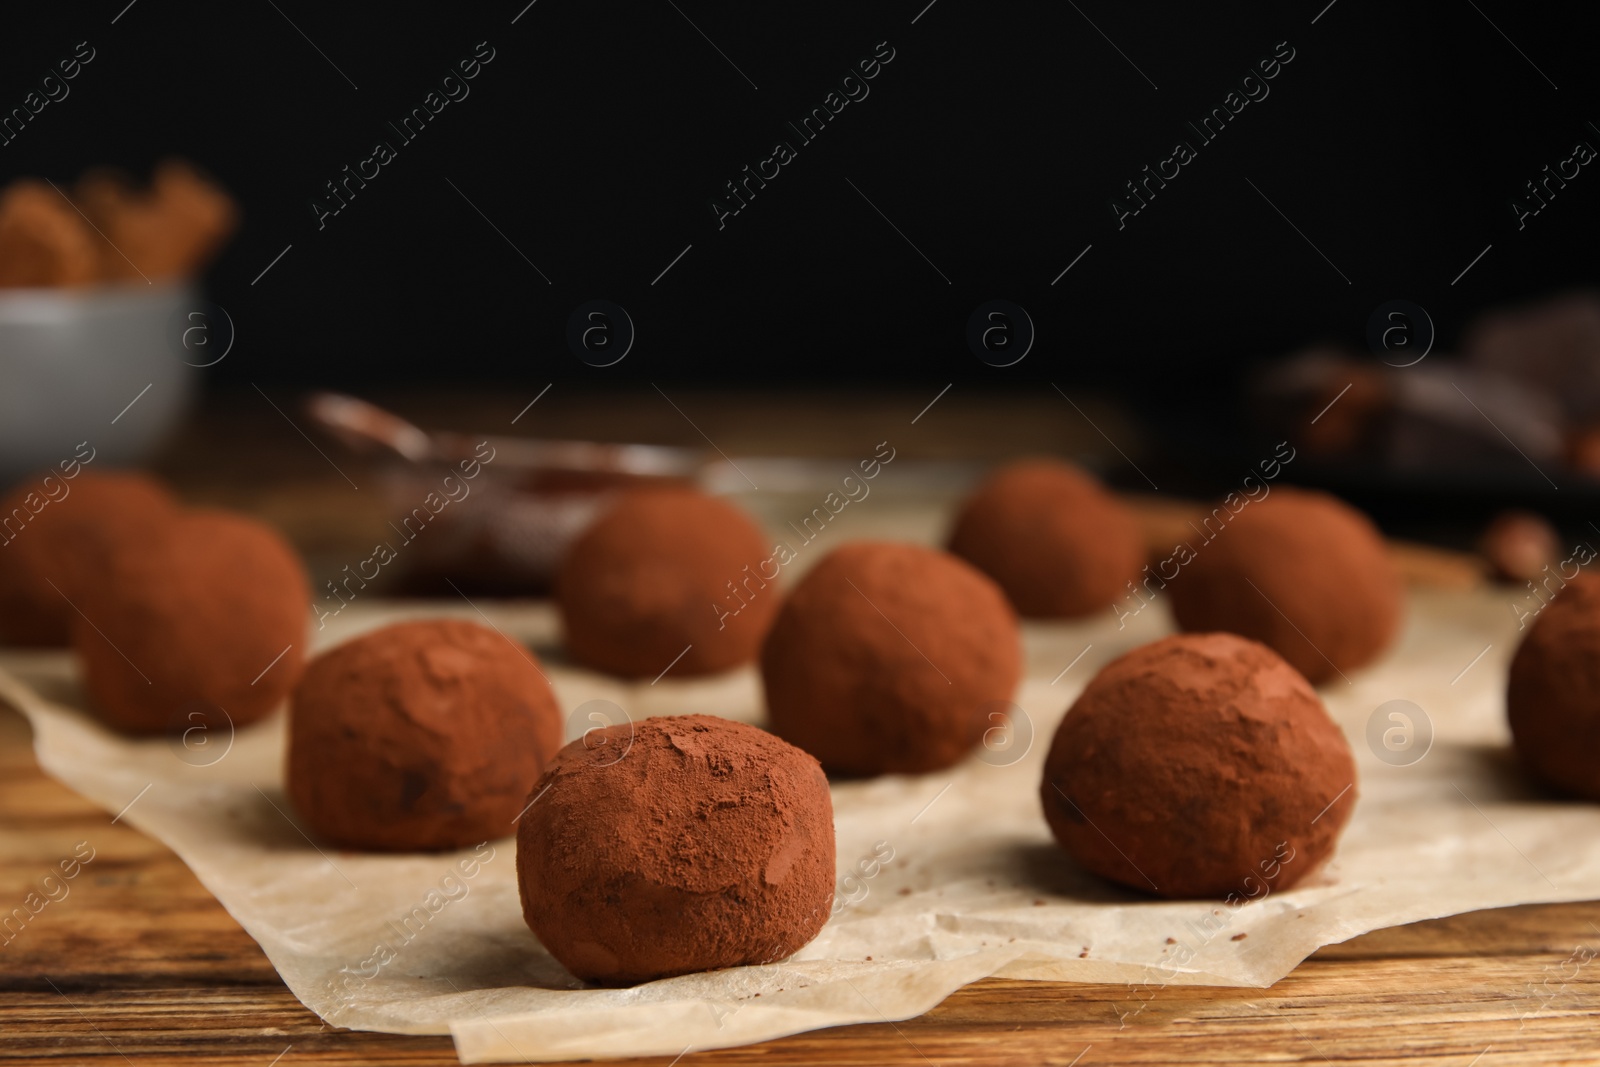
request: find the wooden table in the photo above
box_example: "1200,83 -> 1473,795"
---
3,389 -> 1597,1065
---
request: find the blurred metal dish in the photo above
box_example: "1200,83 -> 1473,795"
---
306,392 -> 706,594
306,393 -> 991,594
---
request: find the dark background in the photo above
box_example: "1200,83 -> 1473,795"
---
4,0 -> 1596,397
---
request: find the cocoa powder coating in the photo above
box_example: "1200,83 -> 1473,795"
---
1041,632 -> 1358,899
72,509 -> 308,733
516,714 -> 835,985
760,541 -> 1022,776
0,470 -> 177,646
556,488 -> 779,678
948,458 -> 1145,618
288,618 -> 562,851
1166,488 -> 1402,683
1507,573 -> 1600,800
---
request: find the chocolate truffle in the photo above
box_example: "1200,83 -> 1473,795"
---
556,487 -> 779,679
517,714 -> 835,984
1508,573 -> 1600,800
288,618 -> 562,851
1166,488 -> 1402,684
0,469 -> 177,646
1480,510 -> 1560,584
948,459 -> 1145,618
1041,633 -> 1358,899
71,509 -> 309,733
761,541 -> 1022,775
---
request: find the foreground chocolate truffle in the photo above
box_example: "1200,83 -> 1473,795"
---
761,541 -> 1022,775
72,510 -> 308,733
948,458 -> 1144,618
289,619 -> 562,851
1508,573 -> 1600,800
556,487 -> 779,678
0,469 -> 176,646
1042,633 -> 1358,899
517,715 -> 834,984
1166,488 -> 1401,683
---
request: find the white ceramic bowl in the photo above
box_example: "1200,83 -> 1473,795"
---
0,283 -> 200,486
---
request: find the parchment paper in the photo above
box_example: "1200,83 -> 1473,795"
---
4,585 -> 1597,1063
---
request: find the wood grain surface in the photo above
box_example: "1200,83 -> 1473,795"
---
3,390 -> 1596,1065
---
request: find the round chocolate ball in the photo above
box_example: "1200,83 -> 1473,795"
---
1041,632 -> 1358,899
1508,573 -> 1600,800
1480,510 -> 1560,585
1166,488 -> 1401,684
761,541 -> 1022,776
288,618 -> 562,851
72,509 -> 308,733
948,458 -> 1144,618
556,488 -> 779,679
0,469 -> 176,646
517,714 -> 835,985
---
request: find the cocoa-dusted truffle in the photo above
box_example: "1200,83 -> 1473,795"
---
948,458 -> 1145,618
556,487 -> 779,678
761,541 -> 1022,775
1508,573 -> 1600,800
0,469 -> 177,646
517,714 -> 835,985
1480,510 -> 1560,584
288,618 -> 562,851
72,510 -> 308,733
1041,632 -> 1358,899
1166,488 -> 1401,683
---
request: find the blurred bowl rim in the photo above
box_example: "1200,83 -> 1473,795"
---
0,280 -> 195,324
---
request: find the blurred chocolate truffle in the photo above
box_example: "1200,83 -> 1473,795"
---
288,618 -> 561,851
947,459 -> 1144,618
517,714 -> 834,984
1567,424 -> 1600,478
1508,573 -> 1600,800
72,510 -> 308,733
1042,632 -> 1358,899
1167,488 -> 1401,683
556,487 -> 779,678
1479,510 -> 1560,584
761,541 -> 1022,775
0,468 -> 177,646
